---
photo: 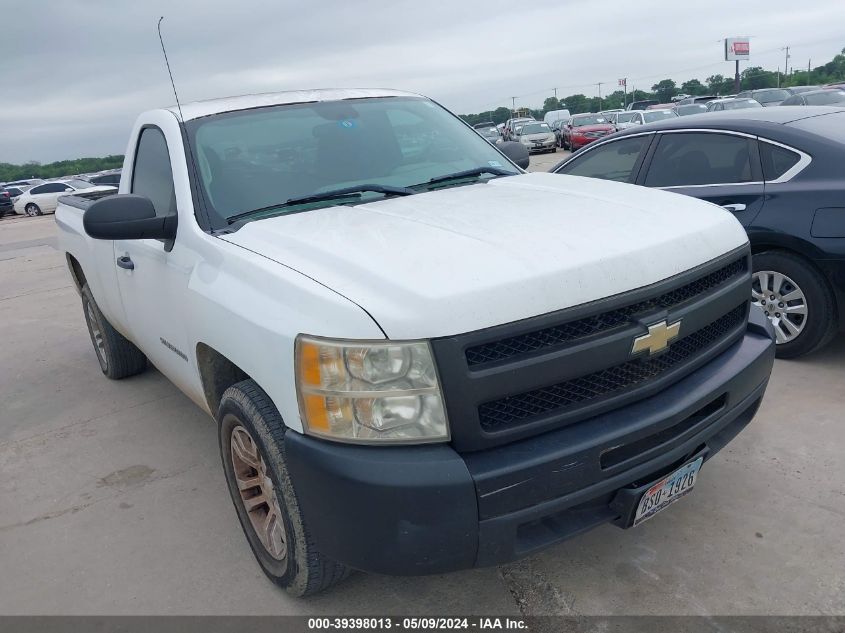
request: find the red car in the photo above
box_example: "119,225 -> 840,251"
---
562,113 -> 615,151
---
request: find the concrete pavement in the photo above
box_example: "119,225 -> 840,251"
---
0,214 -> 842,615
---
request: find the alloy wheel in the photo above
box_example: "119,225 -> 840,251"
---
230,424 -> 287,561
751,270 -> 807,344
86,301 -> 108,371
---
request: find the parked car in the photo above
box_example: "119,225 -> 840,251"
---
551,106 -> 845,357
504,117 -> 534,141
2,184 -> 31,200
705,98 -> 763,112
86,169 -> 123,187
626,99 -> 659,111
543,109 -> 571,126
614,108 -> 678,131
599,108 -> 625,117
1,178 -> 44,188
561,113 -> 615,150
676,95 -> 718,105
646,103 -> 675,110
735,88 -> 791,107
475,124 -> 502,145
56,87 -> 774,595
675,103 -> 709,116
785,85 -> 820,95
515,121 -> 556,153
0,188 -> 13,218
13,179 -> 116,216
780,89 -> 845,107
549,118 -> 569,146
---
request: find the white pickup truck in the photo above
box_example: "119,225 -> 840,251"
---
56,89 -> 775,596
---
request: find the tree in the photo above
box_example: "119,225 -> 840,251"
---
680,79 -> 705,96
561,94 -> 590,114
706,74 -> 725,93
542,96 -> 563,113
651,79 -> 677,102
741,66 -> 777,90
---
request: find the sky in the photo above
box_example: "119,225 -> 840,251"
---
1,0 -> 844,164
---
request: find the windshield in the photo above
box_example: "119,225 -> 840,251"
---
66,179 -> 94,189
572,115 -> 607,126
676,105 -> 707,115
754,89 -> 790,103
643,110 -> 677,123
723,99 -> 762,109
521,123 -> 551,134
187,97 -> 519,227
616,113 -> 636,123
805,90 -> 845,105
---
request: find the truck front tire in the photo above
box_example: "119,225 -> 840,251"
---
81,284 -> 147,379
218,380 -> 350,596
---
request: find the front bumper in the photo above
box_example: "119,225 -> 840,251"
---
523,140 -> 556,153
286,308 -> 775,575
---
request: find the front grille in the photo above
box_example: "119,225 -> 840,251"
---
477,304 -> 747,432
466,256 -> 746,367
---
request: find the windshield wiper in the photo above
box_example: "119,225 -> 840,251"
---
414,166 -> 515,189
227,184 -> 416,225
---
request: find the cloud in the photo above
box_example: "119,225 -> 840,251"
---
1,0 -> 842,162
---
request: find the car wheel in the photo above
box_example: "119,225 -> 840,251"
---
751,251 -> 837,358
218,379 -> 350,596
25,203 -> 42,216
81,284 -> 148,378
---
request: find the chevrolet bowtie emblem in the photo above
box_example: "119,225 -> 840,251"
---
631,319 -> 682,356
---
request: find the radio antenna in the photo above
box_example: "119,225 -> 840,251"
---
157,16 -> 185,122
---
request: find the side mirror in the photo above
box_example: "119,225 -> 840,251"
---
497,141 -> 530,169
83,194 -> 177,244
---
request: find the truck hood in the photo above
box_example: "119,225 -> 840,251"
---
221,173 -> 747,339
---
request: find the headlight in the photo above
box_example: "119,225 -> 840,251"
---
295,335 -> 449,444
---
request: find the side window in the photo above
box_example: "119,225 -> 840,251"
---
644,132 -> 756,187
556,136 -> 651,183
33,183 -> 67,194
132,127 -> 176,218
759,142 -> 801,181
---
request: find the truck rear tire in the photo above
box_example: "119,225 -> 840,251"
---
81,284 -> 148,379
751,251 -> 837,358
218,380 -> 350,596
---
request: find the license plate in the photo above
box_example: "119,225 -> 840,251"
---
633,457 -> 703,526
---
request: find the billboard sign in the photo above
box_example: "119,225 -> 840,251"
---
725,37 -> 750,61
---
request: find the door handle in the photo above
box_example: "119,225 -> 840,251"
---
116,255 -> 134,270
721,203 -> 747,212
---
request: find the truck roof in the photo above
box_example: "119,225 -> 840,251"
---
163,88 -> 422,121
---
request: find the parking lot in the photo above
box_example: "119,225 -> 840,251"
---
1,205 -> 843,616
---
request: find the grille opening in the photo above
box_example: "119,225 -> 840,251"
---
600,394 -> 727,470
478,305 -> 746,432
466,256 -> 747,368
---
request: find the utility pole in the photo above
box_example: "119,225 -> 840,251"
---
511,96 -> 516,115
553,87 -> 558,100
808,59 -> 811,81
596,82 -> 603,110
782,46 -> 790,83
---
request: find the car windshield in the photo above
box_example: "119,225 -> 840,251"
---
186,96 -> 519,227
521,123 -> 551,134
805,90 -> 845,105
677,105 -> 708,115
723,99 -> 762,109
643,110 -> 678,123
616,113 -> 636,122
66,179 -> 93,189
572,115 -> 607,126
754,89 -> 790,103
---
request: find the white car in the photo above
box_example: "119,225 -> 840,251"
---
56,88 -> 774,596
13,179 -> 115,216
613,108 -> 678,130
515,121 -> 556,153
